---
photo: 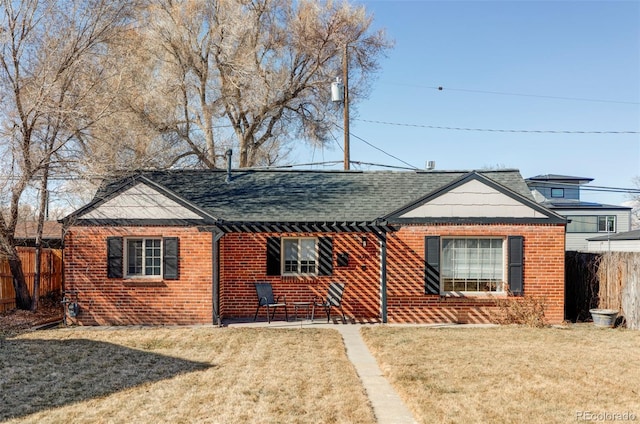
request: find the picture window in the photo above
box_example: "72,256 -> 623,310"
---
441,238 -> 504,293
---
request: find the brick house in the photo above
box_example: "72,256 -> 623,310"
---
61,168 -> 566,325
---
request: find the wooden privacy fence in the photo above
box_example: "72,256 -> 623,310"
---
0,248 -> 63,312
566,251 -> 640,330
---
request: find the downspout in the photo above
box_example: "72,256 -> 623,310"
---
216,148 -> 231,323
211,228 -> 224,327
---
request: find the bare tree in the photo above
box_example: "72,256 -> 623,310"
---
0,0 -> 135,310
124,0 -> 392,168
0,0 -> 390,309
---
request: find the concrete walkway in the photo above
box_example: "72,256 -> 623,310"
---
336,325 -> 417,424
226,319 -> 417,424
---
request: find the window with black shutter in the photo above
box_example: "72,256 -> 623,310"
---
425,236 -> 512,294
107,237 -> 123,278
318,237 -> 333,276
107,236 -> 179,279
163,237 -> 179,280
266,236 -> 333,276
266,237 -> 281,276
424,236 -> 440,294
508,236 -> 524,295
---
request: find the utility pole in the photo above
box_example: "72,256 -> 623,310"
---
342,44 -> 350,170
331,45 -> 350,170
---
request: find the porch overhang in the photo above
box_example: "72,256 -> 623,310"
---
198,220 -> 398,234
199,220 -> 397,325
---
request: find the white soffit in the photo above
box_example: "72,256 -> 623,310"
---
399,179 -> 548,219
82,182 -> 203,220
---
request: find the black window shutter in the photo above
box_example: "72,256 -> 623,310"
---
107,237 -> 123,278
318,237 -> 333,276
508,236 -> 524,296
266,237 -> 281,276
163,237 -> 179,280
424,236 -> 440,294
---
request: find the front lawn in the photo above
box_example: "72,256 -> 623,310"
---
1,327 -> 375,424
361,325 -> 640,424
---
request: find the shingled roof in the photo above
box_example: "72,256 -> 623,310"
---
85,168 -> 536,224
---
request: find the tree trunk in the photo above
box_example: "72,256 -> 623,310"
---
31,244 -> 41,312
31,168 -> 50,311
200,71 -> 217,168
238,132 -> 249,168
8,249 -> 31,310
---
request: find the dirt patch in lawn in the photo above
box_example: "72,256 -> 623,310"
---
0,300 -> 63,338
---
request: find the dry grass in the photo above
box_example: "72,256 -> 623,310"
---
1,327 -> 375,424
361,325 -> 640,424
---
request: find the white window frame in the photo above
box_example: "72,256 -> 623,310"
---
125,237 -> 163,278
282,237 -> 318,276
566,215 -> 616,233
440,237 -> 505,294
598,216 -> 616,233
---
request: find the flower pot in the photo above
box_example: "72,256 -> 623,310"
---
589,309 -> 618,328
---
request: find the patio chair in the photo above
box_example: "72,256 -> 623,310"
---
311,282 -> 346,323
253,282 -> 288,323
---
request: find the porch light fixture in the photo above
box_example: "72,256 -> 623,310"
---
361,235 -> 367,247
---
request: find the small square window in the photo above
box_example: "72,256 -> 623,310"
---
282,238 -> 317,275
551,188 -> 564,198
126,238 -> 162,277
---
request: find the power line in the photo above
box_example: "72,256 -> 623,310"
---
530,181 -> 640,195
572,186 -> 640,195
350,161 -> 417,171
333,123 -> 419,170
253,161 -> 342,169
254,160 -> 417,171
385,82 -> 640,105
356,118 -> 640,135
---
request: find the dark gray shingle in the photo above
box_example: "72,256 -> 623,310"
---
102,168 -> 535,222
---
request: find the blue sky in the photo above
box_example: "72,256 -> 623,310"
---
292,0 -> 640,206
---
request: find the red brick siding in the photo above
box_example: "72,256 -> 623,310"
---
64,226 -> 213,325
220,232 -> 381,322
64,223 -> 565,325
386,224 -> 565,324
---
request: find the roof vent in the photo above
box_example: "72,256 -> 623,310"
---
225,149 -> 233,183
426,160 -> 436,170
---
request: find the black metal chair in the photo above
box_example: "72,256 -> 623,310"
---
311,282 -> 346,323
253,282 -> 288,323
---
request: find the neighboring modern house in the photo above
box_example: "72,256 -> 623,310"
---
526,174 -> 632,252
61,168 -> 566,326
